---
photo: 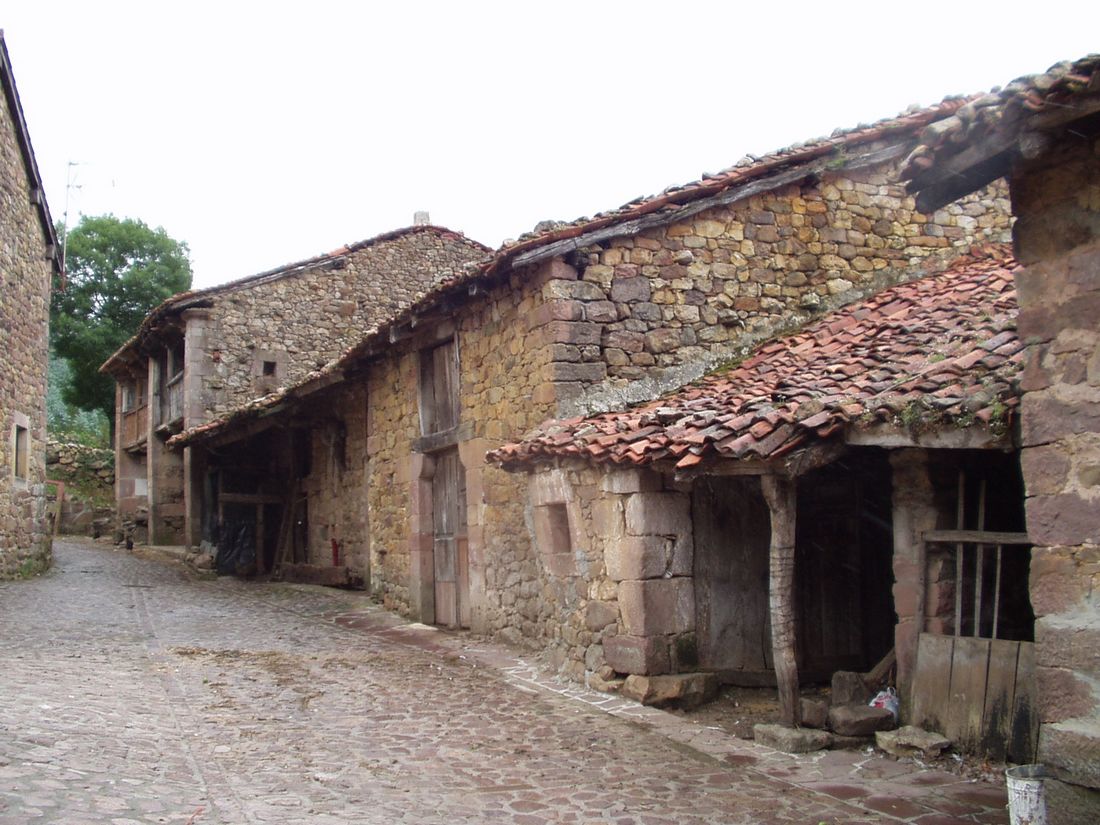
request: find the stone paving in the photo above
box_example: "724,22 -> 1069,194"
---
0,540 -> 1011,824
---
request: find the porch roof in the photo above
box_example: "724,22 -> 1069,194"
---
901,53 -> 1100,212
488,245 -> 1021,472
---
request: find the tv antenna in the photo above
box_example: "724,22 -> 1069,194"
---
61,160 -> 83,276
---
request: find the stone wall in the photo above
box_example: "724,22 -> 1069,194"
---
353,160 -> 1011,655
299,382 -> 371,579
44,440 -> 115,536
186,229 -> 485,424
362,263 -> 558,634
0,81 -> 52,579
1010,134 -> 1100,797
537,165 -> 1010,416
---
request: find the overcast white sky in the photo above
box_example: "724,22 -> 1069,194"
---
4,3 -> 1098,289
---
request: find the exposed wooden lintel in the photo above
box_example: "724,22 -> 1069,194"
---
924,529 -> 1031,545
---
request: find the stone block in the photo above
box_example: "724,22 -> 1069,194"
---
827,704 -> 896,736
590,498 -> 625,539
831,671 -> 871,705
544,320 -> 602,346
587,671 -> 625,694
605,535 -> 691,581
600,469 -> 662,495
1016,446 -> 1069,497
800,698 -> 829,729
584,600 -> 619,632
1022,394 -> 1100,448
1045,776 -> 1100,825
624,491 -> 691,537
753,723 -> 831,753
618,578 -> 694,636
1039,720 -> 1100,789
1030,547 -> 1099,617
603,635 -> 669,675
1035,617 -> 1100,674
621,672 -> 717,708
874,726 -> 951,758
542,279 -> 605,301
644,328 -> 683,354
1037,665 -> 1097,723
604,330 -> 645,352
585,301 -> 618,323
550,361 -> 607,383
1026,493 -> 1100,547
610,277 -> 652,303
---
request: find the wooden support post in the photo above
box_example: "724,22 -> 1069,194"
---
761,474 -> 801,728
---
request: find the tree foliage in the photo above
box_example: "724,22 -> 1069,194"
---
50,215 -> 192,420
47,349 -> 110,447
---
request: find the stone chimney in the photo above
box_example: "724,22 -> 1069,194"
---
413,211 -> 431,226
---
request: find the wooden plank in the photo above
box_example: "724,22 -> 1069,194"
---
924,530 -> 1031,545
911,634 -> 955,735
945,636 -> 991,753
991,546 -> 1003,639
218,493 -> 284,505
955,471 -> 965,637
864,647 -> 897,689
981,639 -> 1020,762
981,481 -> 990,638
1008,641 -> 1040,764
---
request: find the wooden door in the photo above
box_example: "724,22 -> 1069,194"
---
432,449 -> 469,628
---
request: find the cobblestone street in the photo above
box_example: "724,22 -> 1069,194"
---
0,540 -> 1010,824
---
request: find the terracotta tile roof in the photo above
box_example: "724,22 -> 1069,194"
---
488,245 -> 1021,471
901,54 -> 1100,207
484,97 -> 979,277
169,98 -> 986,452
101,224 -> 489,374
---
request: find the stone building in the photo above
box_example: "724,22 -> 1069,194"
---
902,53 -> 1100,820
491,245 -> 1035,759
168,99 -> 1011,643
100,225 -> 487,548
0,31 -> 63,579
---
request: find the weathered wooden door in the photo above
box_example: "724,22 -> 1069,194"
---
432,449 -> 469,628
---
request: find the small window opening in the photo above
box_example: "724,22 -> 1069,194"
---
14,425 -> 29,480
262,360 -> 277,377
545,503 -> 572,556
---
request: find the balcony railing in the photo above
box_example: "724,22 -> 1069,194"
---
121,404 -> 148,448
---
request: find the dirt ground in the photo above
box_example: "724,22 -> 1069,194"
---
675,684 -> 827,739
675,684 -> 1007,785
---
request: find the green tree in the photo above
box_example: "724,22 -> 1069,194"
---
51,215 -> 192,421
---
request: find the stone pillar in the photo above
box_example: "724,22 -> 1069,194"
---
1014,242 -> 1100,800
889,449 -> 940,713
180,309 -> 213,427
600,468 -> 695,676
1009,137 -> 1100,810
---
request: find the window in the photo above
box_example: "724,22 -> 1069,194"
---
543,503 -> 572,556
262,360 -> 276,377
13,424 -> 29,480
419,339 -> 459,436
168,339 -> 185,381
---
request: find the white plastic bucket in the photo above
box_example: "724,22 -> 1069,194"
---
1006,764 -> 1049,825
